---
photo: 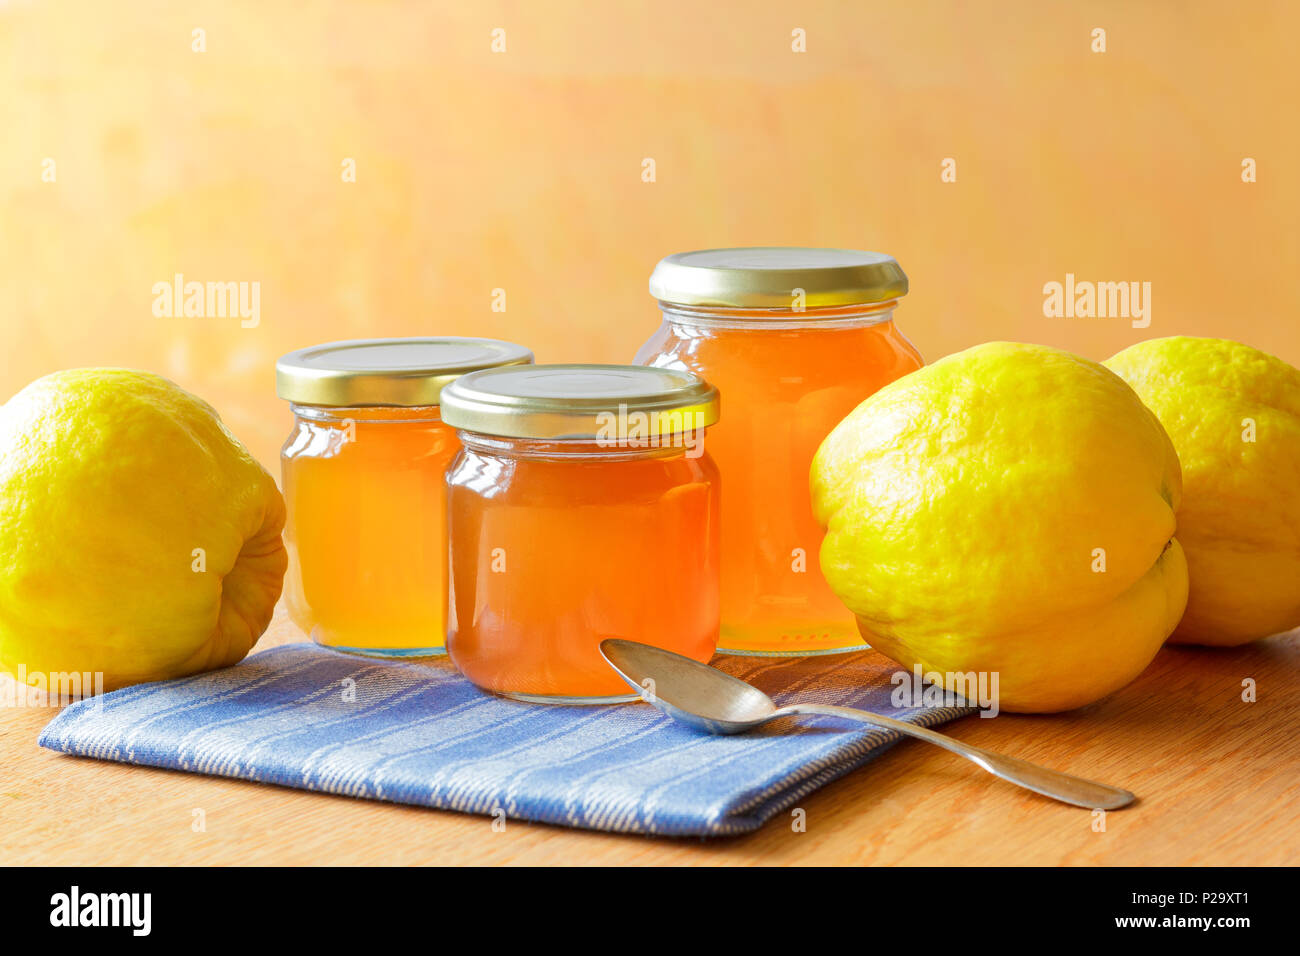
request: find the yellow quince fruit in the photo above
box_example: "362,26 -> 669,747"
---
811,342 -> 1188,713
0,369 -> 286,691
1106,336 -> 1300,646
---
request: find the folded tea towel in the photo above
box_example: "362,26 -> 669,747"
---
39,643 -> 975,837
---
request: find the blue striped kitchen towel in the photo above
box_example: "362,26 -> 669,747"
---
38,643 -> 975,837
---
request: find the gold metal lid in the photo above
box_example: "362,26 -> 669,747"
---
276,337 -> 533,407
649,247 -> 908,309
439,364 -> 720,440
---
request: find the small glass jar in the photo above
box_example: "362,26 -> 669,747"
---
636,248 -> 923,656
275,337 -> 533,657
440,364 -> 721,703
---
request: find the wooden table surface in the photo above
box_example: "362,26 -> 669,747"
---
3,606 -> 1297,866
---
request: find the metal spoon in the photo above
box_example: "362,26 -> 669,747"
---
599,639 -> 1136,810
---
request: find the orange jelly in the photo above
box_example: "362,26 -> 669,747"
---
276,337 -> 533,656
441,364 -> 721,703
636,248 -> 923,655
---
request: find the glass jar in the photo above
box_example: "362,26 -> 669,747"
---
275,337 -> 533,657
440,364 -> 721,703
636,248 -> 923,656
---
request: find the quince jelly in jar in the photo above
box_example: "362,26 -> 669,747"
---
636,248 -> 923,655
440,364 -> 721,703
276,337 -> 533,657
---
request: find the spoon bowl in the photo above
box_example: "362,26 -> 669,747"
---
600,638 -> 777,733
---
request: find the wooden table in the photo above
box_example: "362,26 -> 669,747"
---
3,606 -> 1297,865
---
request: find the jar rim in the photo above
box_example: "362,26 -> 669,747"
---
456,431 -> 706,460
289,403 -> 446,424
657,300 -> 898,330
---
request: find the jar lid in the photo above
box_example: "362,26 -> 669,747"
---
439,364 -> 720,441
649,247 -> 908,309
276,337 -> 533,407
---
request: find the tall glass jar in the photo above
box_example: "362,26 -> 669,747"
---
275,337 -> 533,657
440,364 -> 721,703
636,248 -> 923,655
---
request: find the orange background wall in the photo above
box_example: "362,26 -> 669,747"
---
3,0 -> 1297,469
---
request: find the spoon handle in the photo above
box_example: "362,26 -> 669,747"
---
776,703 -> 1136,810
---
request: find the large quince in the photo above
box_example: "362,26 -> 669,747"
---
1106,337 -> 1300,646
0,369 -> 286,691
811,342 -> 1187,712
